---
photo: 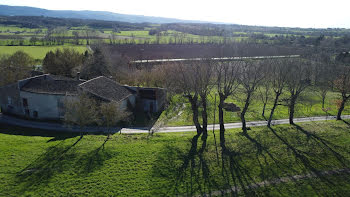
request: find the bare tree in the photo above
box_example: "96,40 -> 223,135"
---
83,29 -> 97,45
99,101 -> 131,136
73,31 -> 80,45
53,27 -> 68,45
238,60 -> 265,134
215,61 -> 240,146
334,65 -> 350,120
258,63 -> 272,119
64,94 -> 99,136
169,60 -> 214,136
285,58 -> 312,124
267,59 -> 289,127
308,53 -> 334,110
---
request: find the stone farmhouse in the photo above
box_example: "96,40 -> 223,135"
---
0,74 -> 166,121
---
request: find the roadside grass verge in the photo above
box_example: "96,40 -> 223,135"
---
0,120 -> 350,196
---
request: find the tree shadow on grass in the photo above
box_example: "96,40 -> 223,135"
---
0,123 -> 79,142
153,131 -> 289,196
77,136 -> 113,175
215,131 -> 299,197
240,132 -> 295,195
16,135 -> 83,189
151,123 -> 350,196
219,144 -> 259,196
292,123 -> 350,167
342,119 -> 350,127
267,125 -> 350,196
151,133 -> 220,196
172,134 -> 218,196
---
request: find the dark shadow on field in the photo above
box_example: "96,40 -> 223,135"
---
77,136 -> 113,175
342,119 -> 350,127
219,125 -> 350,196
239,132 -> 293,195
213,131 -> 297,197
0,123 -> 79,141
151,123 -> 350,196
292,123 -> 350,166
16,135 -> 83,189
267,125 -> 350,196
172,134 -> 217,196
219,142 -> 259,196
151,131 -> 289,196
151,133 -> 221,196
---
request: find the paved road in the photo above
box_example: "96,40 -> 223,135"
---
150,115 -> 350,133
1,113 -> 349,134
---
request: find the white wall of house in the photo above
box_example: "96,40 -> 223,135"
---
19,91 -> 66,120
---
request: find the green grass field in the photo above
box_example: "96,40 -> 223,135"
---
160,88 -> 350,126
0,23 -> 249,45
0,45 -> 88,59
1,120 -> 350,196
0,25 -> 46,34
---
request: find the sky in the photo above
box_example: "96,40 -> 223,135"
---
1,0 -> 350,28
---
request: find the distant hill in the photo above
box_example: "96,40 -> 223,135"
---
0,5 -> 205,24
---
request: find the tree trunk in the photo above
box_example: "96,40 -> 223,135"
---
261,88 -> 269,119
322,96 -> 326,109
262,102 -> 267,119
200,96 -> 208,137
289,95 -> 297,125
268,92 -> 281,127
218,94 -> 226,147
188,96 -> 202,135
337,97 -> 347,120
241,92 -> 252,134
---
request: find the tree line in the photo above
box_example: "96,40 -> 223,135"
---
158,55 -> 350,140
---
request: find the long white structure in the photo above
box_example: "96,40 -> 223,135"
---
130,55 -> 301,64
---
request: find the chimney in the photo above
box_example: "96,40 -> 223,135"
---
76,72 -> 80,80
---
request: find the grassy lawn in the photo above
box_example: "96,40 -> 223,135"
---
1,120 -> 350,196
0,45 -> 88,59
160,88 -> 350,126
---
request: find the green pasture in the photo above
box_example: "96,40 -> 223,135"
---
0,25 -> 46,34
0,24 -> 252,44
0,120 -> 350,196
0,46 -> 88,59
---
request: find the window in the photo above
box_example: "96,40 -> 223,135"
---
22,98 -> 28,108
